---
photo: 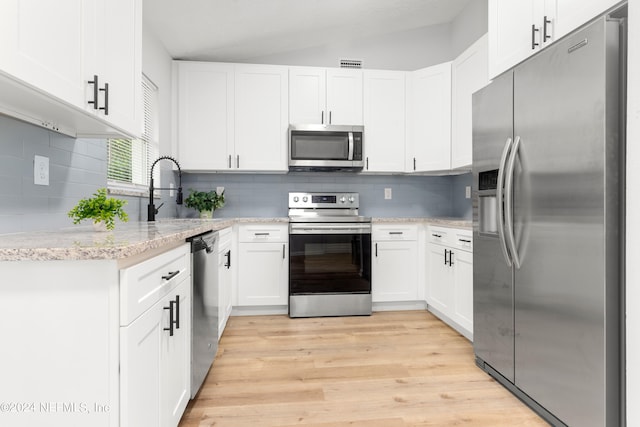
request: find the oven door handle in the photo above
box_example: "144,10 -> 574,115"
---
290,223 -> 371,234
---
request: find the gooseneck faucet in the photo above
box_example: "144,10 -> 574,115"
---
148,156 -> 183,221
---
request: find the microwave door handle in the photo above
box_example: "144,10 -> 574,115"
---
348,132 -> 354,160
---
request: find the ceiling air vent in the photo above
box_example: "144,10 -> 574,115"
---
340,59 -> 362,69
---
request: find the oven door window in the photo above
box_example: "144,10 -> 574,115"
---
289,233 -> 372,294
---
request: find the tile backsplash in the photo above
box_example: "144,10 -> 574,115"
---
0,115 -> 471,234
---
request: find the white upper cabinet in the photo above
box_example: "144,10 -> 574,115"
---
234,64 -> 289,171
363,70 -> 406,173
175,62 -> 234,171
289,67 -> 326,124
289,67 -> 362,125
406,62 -> 452,172
326,68 -> 363,125
489,0 -> 620,79
0,0 -> 142,137
0,0 -> 93,108
451,34 -> 489,170
97,0 -> 142,136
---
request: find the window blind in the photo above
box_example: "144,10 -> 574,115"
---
107,75 -> 159,190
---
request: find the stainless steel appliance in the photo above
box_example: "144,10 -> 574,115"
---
289,124 -> 364,171
288,192 -> 372,317
472,10 -> 625,427
188,231 -> 219,398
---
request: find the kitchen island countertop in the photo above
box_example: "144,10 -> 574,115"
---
0,216 -> 469,262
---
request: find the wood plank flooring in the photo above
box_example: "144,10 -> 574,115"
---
179,311 -> 548,426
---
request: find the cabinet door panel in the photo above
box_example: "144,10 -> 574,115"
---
372,241 -> 418,302
407,62 -> 452,172
0,0 -> 93,107
289,66 -> 326,124
120,299 -> 161,427
453,250 -> 473,334
177,62 -> 234,170
235,65 -> 288,171
451,34 -> 489,169
238,242 -> 288,306
363,70 -> 406,173
427,244 -> 454,314
160,279 -> 191,427
99,0 -> 142,136
488,0 -> 535,79
326,68 -> 363,125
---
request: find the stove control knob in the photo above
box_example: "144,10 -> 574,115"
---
348,196 -> 355,203
302,196 -> 308,202
340,196 -> 346,203
293,196 -> 299,202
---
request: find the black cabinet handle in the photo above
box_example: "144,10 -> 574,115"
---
413,157 -> 416,171
162,270 -> 179,281
389,231 -> 403,235
329,110 -> 332,125
88,75 -> 99,109
282,244 -> 286,259
321,110 -> 324,124
375,243 -> 378,257
99,82 -> 109,115
163,300 -> 175,336
543,16 -> 552,42
432,234 -> 442,238
366,157 -> 369,170
237,154 -> 240,168
531,25 -> 540,50
444,249 -> 447,265
459,239 -> 471,243
228,155 -> 232,168
174,295 -> 180,330
448,250 -> 455,267
225,250 -> 231,269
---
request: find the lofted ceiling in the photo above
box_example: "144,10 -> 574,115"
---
143,0 -> 472,62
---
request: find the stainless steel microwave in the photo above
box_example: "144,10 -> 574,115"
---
289,124 -> 364,171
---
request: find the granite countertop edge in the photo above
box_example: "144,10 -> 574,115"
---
0,217 -> 470,261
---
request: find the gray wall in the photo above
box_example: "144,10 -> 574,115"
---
177,172 -> 469,219
451,0 -> 489,57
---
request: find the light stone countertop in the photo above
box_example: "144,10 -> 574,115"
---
372,217 -> 472,229
0,216 -> 469,262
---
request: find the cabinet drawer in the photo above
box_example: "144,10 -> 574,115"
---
428,225 -> 472,249
238,224 -> 288,243
372,224 -> 418,241
453,231 -> 473,252
120,244 -> 190,326
218,226 -> 232,246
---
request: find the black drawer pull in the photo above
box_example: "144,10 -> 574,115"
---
459,239 -> 471,243
164,300 -> 175,336
432,234 -> 442,238
162,271 -> 179,281
389,231 -> 403,235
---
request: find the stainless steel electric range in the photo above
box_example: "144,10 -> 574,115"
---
288,192 -> 372,318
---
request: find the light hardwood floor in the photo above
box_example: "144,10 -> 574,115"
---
180,311 -> 548,426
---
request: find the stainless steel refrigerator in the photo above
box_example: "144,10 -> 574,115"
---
472,9 -> 625,427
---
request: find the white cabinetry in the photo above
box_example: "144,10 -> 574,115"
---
289,67 -> 363,125
451,34 -> 489,170
237,224 -> 289,307
234,64 -> 289,171
406,62 -> 452,172
218,227 -> 233,338
488,0 -> 619,79
120,244 -> 191,427
372,224 -> 419,302
0,0 -> 142,137
426,226 -> 473,339
175,62 -> 287,172
175,62 -> 234,171
363,70 -> 406,173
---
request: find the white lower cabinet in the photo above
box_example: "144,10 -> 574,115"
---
120,243 -> 191,427
372,224 -> 419,302
218,227 -> 233,338
237,224 -> 289,307
426,226 -> 474,339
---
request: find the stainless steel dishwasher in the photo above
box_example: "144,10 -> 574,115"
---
188,231 -> 219,398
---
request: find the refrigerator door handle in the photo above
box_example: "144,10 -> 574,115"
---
497,137 -> 513,266
504,135 -> 522,269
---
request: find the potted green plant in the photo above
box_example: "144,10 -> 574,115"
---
68,188 -> 129,231
184,189 -> 225,218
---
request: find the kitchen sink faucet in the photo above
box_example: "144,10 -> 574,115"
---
148,155 -> 183,221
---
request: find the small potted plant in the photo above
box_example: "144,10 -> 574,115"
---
185,189 -> 225,218
68,188 -> 129,231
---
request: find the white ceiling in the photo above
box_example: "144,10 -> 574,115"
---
143,0 -> 472,62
